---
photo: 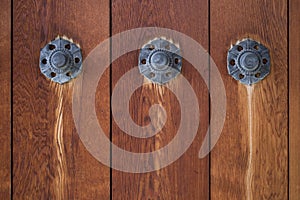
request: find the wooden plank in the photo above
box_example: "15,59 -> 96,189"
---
13,0 -> 110,199
111,0 -> 209,199
0,0 -> 11,198
289,0 -> 300,199
210,0 -> 288,199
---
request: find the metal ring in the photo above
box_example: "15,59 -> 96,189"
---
227,39 -> 271,85
39,37 -> 83,84
138,38 -> 182,84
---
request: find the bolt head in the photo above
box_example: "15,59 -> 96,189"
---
150,51 -> 169,71
51,51 -> 68,68
239,52 -> 260,71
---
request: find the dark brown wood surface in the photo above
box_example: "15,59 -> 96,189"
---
289,0 -> 300,199
0,0 -> 11,198
9,0 -> 296,199
210,0 -> 288,199
111,0 -> 209,199
13,0 -> 110,199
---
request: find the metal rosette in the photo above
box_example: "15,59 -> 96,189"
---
39,37 -> 83,84
227,39 -> 271,85
138,38 -> 182,84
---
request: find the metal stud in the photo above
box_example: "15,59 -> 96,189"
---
39,37 -> 83,84
138,38 -> 182,84
227,39 -> 270,85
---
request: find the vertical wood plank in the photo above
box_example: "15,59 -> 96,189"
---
289,0 -> 300,199
13,0 -> 110,199
0,0 -> 11,198
111,0 -> 209,199
210,0 -> 288,199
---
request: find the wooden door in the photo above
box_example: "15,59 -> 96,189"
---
1,0 -> 297,199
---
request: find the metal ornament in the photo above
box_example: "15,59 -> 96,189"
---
138,38 -> 182,84
227,39 -> 270,85
39,37 -> 83,84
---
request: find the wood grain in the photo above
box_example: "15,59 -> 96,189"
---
0,0 -> 11,198
13,0 -> 110,199
111,0 -> 209,199
289,0 -> 300,199
11,0 -> 293,199
210,0 -> 288,199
